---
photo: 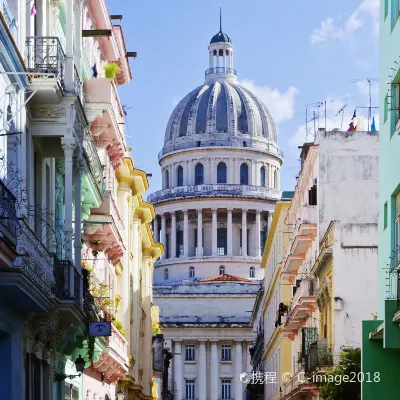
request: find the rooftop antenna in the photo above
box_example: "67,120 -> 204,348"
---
335,104 -> 347,130
220,7 -> 222,32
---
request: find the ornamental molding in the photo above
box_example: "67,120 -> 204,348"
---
30,108 -> 66,119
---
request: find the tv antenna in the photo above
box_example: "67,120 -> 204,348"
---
335,105 -> 347,130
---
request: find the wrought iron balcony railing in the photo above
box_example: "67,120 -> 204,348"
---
54,258 -> 81,306
0,178 -> 18,245
25,36 -> 66,90
205,67 -> 237,76
304,340 -> 333,374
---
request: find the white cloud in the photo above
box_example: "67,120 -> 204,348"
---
239,79 -> 299,123
310,0 -> 379,44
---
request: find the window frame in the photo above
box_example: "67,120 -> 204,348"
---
177,165 -> 184,187
260,166 -> 266,187
240,163 -> 249,185
217,161 -> 227,184
221,345 -> 232,361
250,266 -> 255,278
195,163 -> 204,185
164,268 -> 169,280
189,266 -> 195,278
185,344 -> 196,361
217,227 -> 227,255
221,379 -> 232,400
219,265 -> 225,275
165,169 -> 169,189
185,379 -> 196,400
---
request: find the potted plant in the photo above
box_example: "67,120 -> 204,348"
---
103,62 -> 120,80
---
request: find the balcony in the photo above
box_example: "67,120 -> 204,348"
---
0,218 -> 55,313
283,280 -> 317,340
304,340 -> 333,374
148,184 -> 281,204
54,258 -> 81,307
0,179 -> 18,248
205,67 -> 237,76
25,37 -> 81,102
83,78 -> 126,167
83,191 -> 125,266
92,323 -> 129,382
282,368 -> 318,399
298,205 -> 318,236
251,331 -> 264,368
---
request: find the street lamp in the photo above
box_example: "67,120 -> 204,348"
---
116,389 -> 125,400
54,355 -> 85,382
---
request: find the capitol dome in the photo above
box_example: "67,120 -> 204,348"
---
161,26 -> 281,159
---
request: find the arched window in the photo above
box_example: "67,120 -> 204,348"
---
164,268 -> 169,280
217,162 -> 227,184
260,166 -> 266,187
274,169 -> 278,189
240,163 -> 249,185
219,265 -> 225,275
165,170 -> 170,189
177,166 -> 183,187
195,163 -> 204,185
250,266 -> 255,278
189,266 -> 195,278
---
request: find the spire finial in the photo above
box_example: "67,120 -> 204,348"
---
220,7 -> 222,32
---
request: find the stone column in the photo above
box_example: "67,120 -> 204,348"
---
161,214 -> 167,260
255,210 -> 261,257
212,208 -> 218,256
171,211 -> 176,259
153,215 -> 159,242
234,341 -> 243,399
228,158 -> 234,184
174,340 -> 183,400
210,340 -> 219,400
197,209 -> 202,257
61,137 -> 76,264
227,208 -> 233,256
183,161 -> 188,186
241,209 -> 247,256
199,341 -> 207,400
183,210 -> 189,257
188,160 -> 193,186
277,167 -> 280,189
246,341 -> 252,373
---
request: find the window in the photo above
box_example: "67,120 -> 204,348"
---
194,229 -> 204,255
219,265 -> 225,275
164,268 -> 168,280
250,266 -> 255,278
260,166 -> 266,187
221,379 -> 232,400
217,162 -> 227,183
176,230 -> 183,257
384,201 -> 388,230
165,170 -> 169,189
185,344 -> 195,361
221,345 -> 231,361
177,166 -> 183,187
309,183 -> 317,205
260,230 -> 267,255
195,163 -> 204,185
240,163 -> 248,185
189,266 -> 195,278
185,379 -> 195,400
217,228 -> 227,255
392,82 -> 400,134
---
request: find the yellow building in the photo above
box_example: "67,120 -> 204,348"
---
261,197 -> 293,400
116,155 -> 163,400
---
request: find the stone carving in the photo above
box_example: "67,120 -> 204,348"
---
30,108 -> 65,119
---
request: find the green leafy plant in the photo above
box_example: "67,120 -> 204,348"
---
113,319 -> 126,337
104,62 -> 120,79
319,347 -> 361,400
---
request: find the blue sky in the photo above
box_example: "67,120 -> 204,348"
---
107,0 -> 379,194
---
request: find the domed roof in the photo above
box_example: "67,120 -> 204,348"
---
163,81 -> 278,154
210,30 -> 231,44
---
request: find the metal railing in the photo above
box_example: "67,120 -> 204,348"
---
54,258 -> 81,306
0,179 -> 18,244
148,184 -> 281,203
25,37 -> 66,90
74,64 -> 82,98
205,67 -> 237,76
304,340 -> 333,373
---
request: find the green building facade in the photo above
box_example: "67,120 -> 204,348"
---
361,1 -> 400,398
